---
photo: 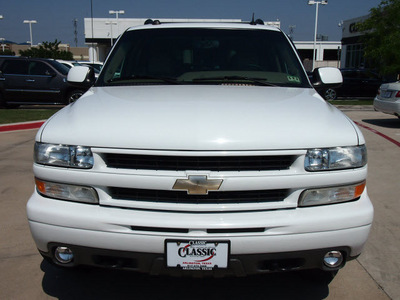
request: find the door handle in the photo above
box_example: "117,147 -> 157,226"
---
25,79 -> 35,82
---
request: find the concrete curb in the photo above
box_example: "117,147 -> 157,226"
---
334,105 -> 374,111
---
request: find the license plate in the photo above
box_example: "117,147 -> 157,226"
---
166,240 -> 229,270
383,91 -> 393,98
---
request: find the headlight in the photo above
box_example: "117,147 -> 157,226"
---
299,181 -> 366,207
34,142 -> 94,169
304,145 -> 366,171
35,178 -> 98,204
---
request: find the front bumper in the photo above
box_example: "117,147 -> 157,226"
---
27,190 -> 373,275
39,243 -> 356,276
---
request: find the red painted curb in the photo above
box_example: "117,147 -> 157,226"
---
0,121 -> 45,132
354,121 -> 400,148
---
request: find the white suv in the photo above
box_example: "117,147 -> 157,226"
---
27,21 -> 373,279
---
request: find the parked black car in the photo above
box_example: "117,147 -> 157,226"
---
0,56 -> 88,108
320,69 -> 385,100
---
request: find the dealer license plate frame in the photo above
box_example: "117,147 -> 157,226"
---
165,240 -> 230,271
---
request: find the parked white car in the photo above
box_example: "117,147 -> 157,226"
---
56,60 -> 82,69
27,20 -> 373,281
374,81 -> 400,118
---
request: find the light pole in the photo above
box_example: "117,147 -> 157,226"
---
23,20 -> 37,47
109,10 -> 125,36
0,38 -> 6,52
308,0 -> 328,71
105,20 -> 117,46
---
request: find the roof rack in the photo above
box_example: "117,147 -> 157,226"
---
143,18 -> 266,26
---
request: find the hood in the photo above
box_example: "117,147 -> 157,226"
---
38,85 -> 360,151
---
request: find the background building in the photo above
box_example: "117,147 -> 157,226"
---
295,41 -> 341,71
6,44 -> 89,61
83,17 -> 339,70
85,18 -> 246,62
340,15 -> 368,69
4,17 -> 343,69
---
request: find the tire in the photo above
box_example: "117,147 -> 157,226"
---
67,90 -> 84,104
324,88 -> 337,101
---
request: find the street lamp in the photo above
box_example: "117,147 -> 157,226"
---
23,20 -> 37,47
0,38 -> 6,52
109,10 -> 125,35
308,0 -> 328,71
105,20 -> 117,46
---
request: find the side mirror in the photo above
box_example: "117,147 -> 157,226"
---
67,66 -> 95,88
312,67 -> 342,90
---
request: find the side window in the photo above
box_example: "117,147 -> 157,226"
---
2,60 -> 29,75
29,61 -> 52,76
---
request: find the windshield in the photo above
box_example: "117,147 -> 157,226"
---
48,60 -> 70,75
97,28 -> 310,88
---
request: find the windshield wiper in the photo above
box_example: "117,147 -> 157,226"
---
107,75 -> 180,84
191,76 -> 277,87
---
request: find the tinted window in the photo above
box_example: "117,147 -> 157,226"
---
29,61 -> 52,75
2,59 -> 29,75
48,60 -> 69,75
97,28 -> 309,88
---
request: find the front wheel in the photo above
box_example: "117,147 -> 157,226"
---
67,90 -> 84,104
324,88 -> 337,101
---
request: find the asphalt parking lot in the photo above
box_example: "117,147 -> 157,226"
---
0,107 -> 399,300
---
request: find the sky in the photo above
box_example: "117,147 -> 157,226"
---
0,0 -> 383,47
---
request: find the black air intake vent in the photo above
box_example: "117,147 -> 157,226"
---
103,154 -> 296,172
109,188 -> 289,204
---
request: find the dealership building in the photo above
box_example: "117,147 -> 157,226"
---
84,17 -> 341,71
340,15 -> 368,69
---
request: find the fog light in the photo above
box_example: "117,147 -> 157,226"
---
54,246 -> 74,264
323,251 -> 343,268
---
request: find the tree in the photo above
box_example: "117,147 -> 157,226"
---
0,49 -> 15,56
19,39 -> 73,60
358,0 -> 400,76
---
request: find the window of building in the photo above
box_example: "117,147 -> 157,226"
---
345,44 -> 364,68
323,49 -> 341,61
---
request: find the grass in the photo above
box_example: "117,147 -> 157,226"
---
0,108 -> 60,125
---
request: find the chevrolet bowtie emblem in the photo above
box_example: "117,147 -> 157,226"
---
172,175 -> 223,195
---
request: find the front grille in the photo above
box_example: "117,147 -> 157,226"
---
109,187 -> 289,204
103,154 -> 296,171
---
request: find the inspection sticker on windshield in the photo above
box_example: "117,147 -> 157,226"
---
287,76 -> 300,83
166,240 -> 229,270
